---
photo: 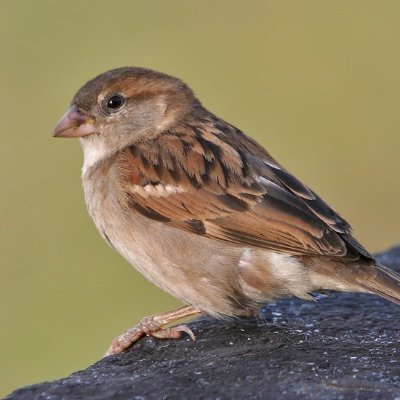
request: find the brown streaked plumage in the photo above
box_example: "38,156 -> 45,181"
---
53,67 -> 400,356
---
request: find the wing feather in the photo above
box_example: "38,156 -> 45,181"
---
117,116 -> 372,261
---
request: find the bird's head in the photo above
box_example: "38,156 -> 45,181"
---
53,67 -> 198,168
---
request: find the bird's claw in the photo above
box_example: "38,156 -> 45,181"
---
104,308 -> 198,357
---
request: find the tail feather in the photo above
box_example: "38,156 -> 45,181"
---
355,263 -> 400,305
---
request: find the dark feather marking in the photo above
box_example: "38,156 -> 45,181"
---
140,153 -> 150,169
129,146 -> 138,157
195,132 -> 231,187
185,219 -> 206,234
218,194 -> 251,212
184,168 -> 203,189
304,195 -> 349,232
153,152 -> 165,177
269,165 -> 316,201
128,198 -> 171,222
181,140 -> 193,155
218,160 -> 231,188
342,234 -> 372,259
202,158 -> 213,185
237,148 -> 250,178
168,160 -> 182,182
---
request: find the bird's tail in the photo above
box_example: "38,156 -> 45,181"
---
307,258 -> 400,304
354,263 -> 400,305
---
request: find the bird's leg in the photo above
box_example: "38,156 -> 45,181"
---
105,305 -> 201,356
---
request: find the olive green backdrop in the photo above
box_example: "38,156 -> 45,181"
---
1,0 -> 399,396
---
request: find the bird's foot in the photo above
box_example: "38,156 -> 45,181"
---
104,305 -> 200,356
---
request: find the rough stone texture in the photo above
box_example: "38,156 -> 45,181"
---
7,246 -> 400,400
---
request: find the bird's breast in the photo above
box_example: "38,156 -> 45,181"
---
81,165 -> 247,315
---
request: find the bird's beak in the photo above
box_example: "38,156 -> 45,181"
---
53,105 -> 95,138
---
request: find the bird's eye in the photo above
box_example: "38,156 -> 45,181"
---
106,94 -> 125,110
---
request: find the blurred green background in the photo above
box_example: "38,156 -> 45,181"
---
1,0 -> 400,396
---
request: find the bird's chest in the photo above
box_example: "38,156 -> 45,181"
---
82,168 -> 149,263
81,167 -> 200,297
80,166 -> 247,314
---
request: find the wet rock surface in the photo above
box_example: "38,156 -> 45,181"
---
7,246 -> 400,400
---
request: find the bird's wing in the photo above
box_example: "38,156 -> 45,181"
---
118,116 -> 371,260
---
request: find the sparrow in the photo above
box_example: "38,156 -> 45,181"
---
53,67 -> 400,356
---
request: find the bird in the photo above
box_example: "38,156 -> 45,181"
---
53,67 -> 400,356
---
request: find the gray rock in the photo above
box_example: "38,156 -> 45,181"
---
7,246 -> 400,400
